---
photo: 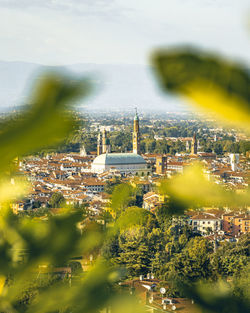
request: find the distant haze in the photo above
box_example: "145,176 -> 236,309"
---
0,1 -> 249,114
0,60 -> 188,113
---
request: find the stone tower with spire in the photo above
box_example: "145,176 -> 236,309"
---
102,129 -> 107,153
97,132 -> 102,156
80,145 -> 87,157
102,129 -> 111,154
133,109 -> 140,154
191,132 -> 198,155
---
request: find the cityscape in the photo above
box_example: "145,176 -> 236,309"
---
6,109 -> 249,312
0,1 -> 249,313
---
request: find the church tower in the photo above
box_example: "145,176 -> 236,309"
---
191,133 -> 198,155
80,145 -> 87,157
97,132 -> 102,156
102,129 -> 111,154
133,109 -> 140,154
102,129 -> 107,153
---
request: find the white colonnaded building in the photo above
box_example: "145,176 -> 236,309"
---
91,111 -> 150,175
91,152 -> 149,175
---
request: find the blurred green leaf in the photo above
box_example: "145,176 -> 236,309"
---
0,72 -> 90,174
159,163 -> 250,208
115,206 -> 153,232
152,48 -> 250,132
183,280 -> 250,313
111,184 -> 134,214
26,262 -> 121,313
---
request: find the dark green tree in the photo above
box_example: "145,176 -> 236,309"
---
49,192 -> 65,208
118,227 -> 151,277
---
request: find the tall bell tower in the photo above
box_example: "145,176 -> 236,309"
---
102,129 -> 111,154
191,132 -> 198,155
97,132 -> 102,156
133,109 -> 140,154
102,129 -> 107,153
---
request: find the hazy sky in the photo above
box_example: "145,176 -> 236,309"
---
0,0 -> 249,65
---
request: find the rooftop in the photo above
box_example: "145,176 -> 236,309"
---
92,153 -> 146,165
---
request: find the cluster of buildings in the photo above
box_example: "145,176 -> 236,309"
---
13,112 -> 249,239
13,111 -> 146,212
189,210 -> 250,237
142,191 -> 249,237
16,153 -> 103,211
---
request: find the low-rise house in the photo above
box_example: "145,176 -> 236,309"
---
222,212 -> 250,235
82,178 -> 105,193
190,213 -> 222,235
233,214 -> 250,235
143,192 -> 167,211
130,179 -> 151,193
242,217 -> 250,233
222,213 -> 235,233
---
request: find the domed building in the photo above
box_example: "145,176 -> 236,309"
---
91,153 -> 149,175
92,111 -> 151,175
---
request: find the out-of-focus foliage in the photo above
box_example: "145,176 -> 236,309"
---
0,200 -> 123,313
0,178 -> 29,203
0,72 -> 90,174
110,184 -> 145,217
152,48 -> 250,133
111,184 -> 134,214
1,46 -> 250,313
116,207 -> 152,230
183,280 -> 250,313
0,73 -> 142,313
159,163 -> 250,209
152,46 -> 250,313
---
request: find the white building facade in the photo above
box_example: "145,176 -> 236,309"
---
191,214 -> 222,235
91,153 -> 150,175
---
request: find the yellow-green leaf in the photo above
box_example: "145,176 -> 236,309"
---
152,48 -> 250,132
0,72 -> 91,174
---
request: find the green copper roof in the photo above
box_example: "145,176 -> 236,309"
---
93,153 -> 146,165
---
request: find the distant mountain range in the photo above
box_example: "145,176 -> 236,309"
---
0,60 -> 186,113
